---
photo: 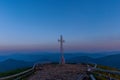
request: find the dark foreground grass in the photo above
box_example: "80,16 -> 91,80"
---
0,67 -> 31,77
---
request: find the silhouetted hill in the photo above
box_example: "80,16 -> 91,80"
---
0,52 -> 120,72
0,51 -> 116,62
0,59 -> 33,72
67,54 -> 120,69
66,56 -> 94,63
95,54 -> 120,68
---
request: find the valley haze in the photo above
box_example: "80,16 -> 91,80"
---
0,51 -> 120,72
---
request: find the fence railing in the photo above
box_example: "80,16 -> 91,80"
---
0,68 -> 34,80
89,74 -> 96,80
95,68 -> 120,75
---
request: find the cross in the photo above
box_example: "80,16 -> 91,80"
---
58,35 -> 65,64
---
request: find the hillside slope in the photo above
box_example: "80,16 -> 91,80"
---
0,59 -> 33,72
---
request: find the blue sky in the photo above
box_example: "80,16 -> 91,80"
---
0,0 -> 120,52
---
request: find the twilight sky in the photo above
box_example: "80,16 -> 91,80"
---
0,0 -> 120,52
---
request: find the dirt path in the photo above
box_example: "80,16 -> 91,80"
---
27,64 -> 88,80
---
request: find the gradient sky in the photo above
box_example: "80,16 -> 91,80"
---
0,0 -> 120,52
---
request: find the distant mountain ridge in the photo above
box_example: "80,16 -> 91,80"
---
67,54 -> 120,69
0,52 -> 120,72
0,51 -> 119,61
66,56 -> 94,63
0,59 -> 33,72
95,54 -> 120,68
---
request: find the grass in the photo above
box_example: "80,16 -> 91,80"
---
93,71 -> 120,79
93,73 -> 106,80
89,64 -> 120,80
0,67 -> 31,77
97,65 -> 120,71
